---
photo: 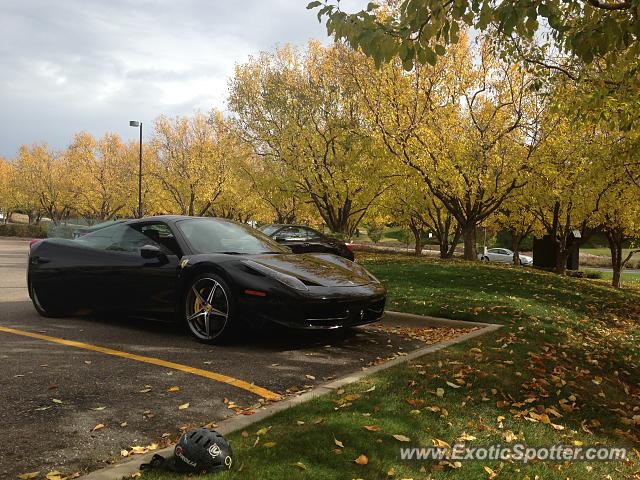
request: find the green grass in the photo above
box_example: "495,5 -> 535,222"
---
136,254 -> 640,480
587,270 -> 640,286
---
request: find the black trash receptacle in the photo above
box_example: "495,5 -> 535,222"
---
533,232 -> 580,270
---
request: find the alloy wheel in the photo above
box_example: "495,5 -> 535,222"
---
185,277 -> 230,341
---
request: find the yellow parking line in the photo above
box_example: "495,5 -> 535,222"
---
0,325 -> 281,401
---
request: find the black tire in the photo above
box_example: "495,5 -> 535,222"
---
184,273 -> 236,344
481,256 -> 489,261
28,279 -> 72,318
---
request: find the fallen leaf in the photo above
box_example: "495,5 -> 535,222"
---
292,462 -> 306,470
354,454 -> 368,465
458,432 -> 476,442
92,423 -> 105,432
305,374 -> 316,380
18,473 -> 40,480
178,403 -> 190,410
264,442 -> 277,448
432,438 -> 451,449
436,388 -> 445,397
52,398 -> 63,404
484,465 -> 497,478
392,434 -> 411,442
446,381 -> 461,389
138,388 -> 152,393
92,406 -> 106,411
45,472 -> 65,480
120,422 -> 128,427
364,425 -> 380,432
256,426 -> 271,436
167,386 -> 180,393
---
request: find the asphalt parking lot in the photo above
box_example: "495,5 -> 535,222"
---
0,237 -> 459,479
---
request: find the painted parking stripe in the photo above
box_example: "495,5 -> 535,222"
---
0,325 -> 281,401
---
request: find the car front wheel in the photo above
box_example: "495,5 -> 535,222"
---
184,273 -> 235,343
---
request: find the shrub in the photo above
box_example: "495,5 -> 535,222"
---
366,224 -> 385,244
583,270 -> 604,279
0,223 -> 47,238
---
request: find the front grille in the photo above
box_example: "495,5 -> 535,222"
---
302,297 -> 385,327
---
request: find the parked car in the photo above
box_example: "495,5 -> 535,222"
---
28,216 -> 384,343
478,248 -> 533,265
258,224 -> 355,261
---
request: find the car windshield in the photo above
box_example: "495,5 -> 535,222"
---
258,224 -> 280,236
177,218 -> 288,255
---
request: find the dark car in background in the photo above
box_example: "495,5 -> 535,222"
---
259,224 -> 354,261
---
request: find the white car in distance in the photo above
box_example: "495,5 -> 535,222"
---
478,248 -> 533,265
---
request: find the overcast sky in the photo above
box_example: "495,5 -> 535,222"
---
0,0 -> 366,157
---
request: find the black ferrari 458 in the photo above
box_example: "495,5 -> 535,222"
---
27,216 -> 386,343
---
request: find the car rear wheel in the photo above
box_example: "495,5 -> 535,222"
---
28,279 -> 71,318
184,273 -> 235,343
481,256 -> 489,261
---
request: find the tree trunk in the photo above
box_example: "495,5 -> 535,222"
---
462,224 -> 477,260
443,227 -> 462,259
606,230 -> 623,288
511,234 -> 522,266
555,249 -> 569,276
409,222 -> 423,256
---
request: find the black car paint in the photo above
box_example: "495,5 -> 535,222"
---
28,216 -> 385,330
259,224 -> 355,261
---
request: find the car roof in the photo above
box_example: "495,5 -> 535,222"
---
126,215 -> 229,225
263,223 -> 317,230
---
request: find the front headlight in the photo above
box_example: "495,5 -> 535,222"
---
243,260 -> 308,291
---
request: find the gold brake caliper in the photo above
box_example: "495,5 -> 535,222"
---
194,288 -> 206,312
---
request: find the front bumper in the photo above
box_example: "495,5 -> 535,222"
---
238,283 -> 386,330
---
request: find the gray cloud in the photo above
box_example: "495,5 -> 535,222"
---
0,0 -> 366,157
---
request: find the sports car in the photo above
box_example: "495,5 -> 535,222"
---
27,216 -> 386,343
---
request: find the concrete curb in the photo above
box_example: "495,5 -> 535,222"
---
81,314 -> 502,480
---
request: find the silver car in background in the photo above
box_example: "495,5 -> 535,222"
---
478,248 -> 533,265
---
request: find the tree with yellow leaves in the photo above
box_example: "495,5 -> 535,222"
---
229,42 -> 391,236
0,157 -> 15,223
345,35 -> 544,259
66,132 -> 138,222
13,144 -> 76,224
151,110 -> 235,216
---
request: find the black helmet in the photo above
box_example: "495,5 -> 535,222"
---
173,428 -> 233,473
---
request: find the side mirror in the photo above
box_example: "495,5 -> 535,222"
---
140,244 -> 166,260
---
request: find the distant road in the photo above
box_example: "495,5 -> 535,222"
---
586,267 -> 640,275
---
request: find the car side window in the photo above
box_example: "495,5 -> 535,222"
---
137,223 -> 182,256
301,227 -> 322,240
278,226 -> 306,240
77,223 -> 164,253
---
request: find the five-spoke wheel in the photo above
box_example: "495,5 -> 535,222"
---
184,274 -> 233,343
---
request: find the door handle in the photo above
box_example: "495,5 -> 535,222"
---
31,256 -> 50,265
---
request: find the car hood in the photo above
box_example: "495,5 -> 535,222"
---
249,253 -> 374,287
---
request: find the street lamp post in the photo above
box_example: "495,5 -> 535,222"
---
129,120 -> 143,218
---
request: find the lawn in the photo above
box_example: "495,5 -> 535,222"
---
136,254 -> 640,480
